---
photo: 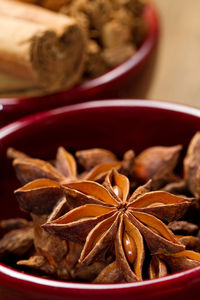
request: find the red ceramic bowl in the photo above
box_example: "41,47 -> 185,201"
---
0,99 -> 200,300
0,4 -> 159,127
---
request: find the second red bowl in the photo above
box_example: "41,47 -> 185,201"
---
0,4 -> 159,127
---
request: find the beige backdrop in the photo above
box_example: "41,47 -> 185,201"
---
138,0 -> 200,108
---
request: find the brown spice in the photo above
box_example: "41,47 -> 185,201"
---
184,131 -> 200,198
2,134 -> 200,283
43,169 -> 193,282
134,145 -> 183,189
60,0 -> 146,79
0,227 -> 33,258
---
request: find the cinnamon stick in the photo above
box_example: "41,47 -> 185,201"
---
0,0 -> 86,91
15,0 -> 72,11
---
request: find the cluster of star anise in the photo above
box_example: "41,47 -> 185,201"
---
1,132 -> 200,283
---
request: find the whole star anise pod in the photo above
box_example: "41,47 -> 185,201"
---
8,147 -> 129,280
7,147 -> 123,185
9,147 -> 124,215
184,131 -> 200,198
43,169 -> 193,282
134,144 -> 182,189
149,249 -> 200,279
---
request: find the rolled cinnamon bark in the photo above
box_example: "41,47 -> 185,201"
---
15,0 -> 72,11
15,0 -> 38,3
42,0 -> 71,11
0,0 -> 86,91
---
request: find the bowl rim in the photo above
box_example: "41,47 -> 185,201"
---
1,99 -> 200,139
1,99 -> 200,293
0,3 -> 159,113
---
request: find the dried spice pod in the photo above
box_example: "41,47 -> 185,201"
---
7,147 -> 30,160
32,214 -> 80,279
83,149 -> 135,182
62,180 -> 119,208
43,169 -> 193,282
14,179 -> 64,215
65,241 -> 83,270
93,261 -> 126,283
32,214 -> 68,268
47,197 -> 69,222
17,255 -> 56,275
134,145 -> 182,189
72,261 -> 108,282
150,249 -> 200,279
129,192 -> 194,223
17,254 -> 71,280
30,214 -> 73,279
56,146 -> 122,183
168,221 -> 199,235
184,131 -> 200,198
0,227 -> 33,258
115,215 -> 143,282
162,180 -> 188,195
0,218 -> 32,233
75,148 -> 118,171
128,179 -> 152,201
4,135 -> 200,284
149,256 -> 168,279
79,213 -> 120,265
44,203 -> 116,243
55,146 -> 77,179
84,162 -> 121,182
8,147 -> 122,186
8,147 -> 76,184
120,149 -> 135,178
178,236 -> 200,252
160,250 -> 200,273
12,157 -> 65,184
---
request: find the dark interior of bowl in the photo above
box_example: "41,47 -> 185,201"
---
1,100 -> 200,222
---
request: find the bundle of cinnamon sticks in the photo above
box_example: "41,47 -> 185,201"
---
0,0 -> 86,95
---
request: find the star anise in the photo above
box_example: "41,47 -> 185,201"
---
184,131 -> 200,198
149,219 -> 200,279
134,145 -> 182,189
7,146 -> 123,186
8,147 -> 124,215
7,147 -> 130,280
149,249 -> 200,279
43,169 -> 193,282
0,226 -> 34,259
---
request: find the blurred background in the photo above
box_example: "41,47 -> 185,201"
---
141,0 -> 200,107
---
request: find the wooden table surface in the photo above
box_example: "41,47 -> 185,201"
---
136,0 -> 200,108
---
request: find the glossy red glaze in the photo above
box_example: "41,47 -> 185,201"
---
0,99 -> 200,300
0,4 -> 159,127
